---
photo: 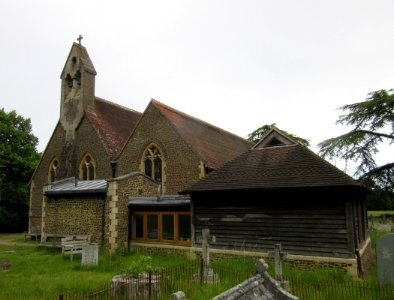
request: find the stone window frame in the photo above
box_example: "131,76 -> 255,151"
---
131,211 -> 191,246
140,143 -> 166,192
48,157 -> 60,183
79,152 -> 96,180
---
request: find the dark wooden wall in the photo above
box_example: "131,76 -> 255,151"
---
192,188 -> 359,258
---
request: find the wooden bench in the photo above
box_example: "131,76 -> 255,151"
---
61,235 -> 91,260
24,226 -> 41,241
40,234 -> 67,248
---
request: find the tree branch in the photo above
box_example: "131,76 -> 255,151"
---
359,162 -> 394,179
350,129 -> 394,140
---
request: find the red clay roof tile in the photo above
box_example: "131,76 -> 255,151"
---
86,97 -> 142,160
152,100 -> 253,169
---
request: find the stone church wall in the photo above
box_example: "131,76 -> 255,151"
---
29,123 -> 67,231
74,116 -> 113,179
117,104 -> 202,195
43,195 -> 106,243
29,116 -> 113,233
107,173 -> 159,251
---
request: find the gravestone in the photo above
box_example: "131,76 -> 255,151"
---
81,243 -> 99,266
377,233 -> 394,284
171,291 -> 186,300
111,273 -> 161,299
0,261 -> 11,270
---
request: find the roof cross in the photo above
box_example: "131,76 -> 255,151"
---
77,35 -> 83,45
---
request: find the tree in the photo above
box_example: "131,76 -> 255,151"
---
0,108 -> 40,232
318,89 -> 394,194
247,123 -> 310,147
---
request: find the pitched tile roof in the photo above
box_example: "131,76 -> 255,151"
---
183,144 -> 360,193
86,97 -> 142,159
152,100 -> 253,169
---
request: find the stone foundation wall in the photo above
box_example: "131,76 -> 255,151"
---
131,243 -> 359,277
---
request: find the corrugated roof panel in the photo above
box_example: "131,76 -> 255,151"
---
45,178 -> 108,196
129,195 -> 190,207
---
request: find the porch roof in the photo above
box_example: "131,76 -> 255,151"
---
128,195 -> 190,207
44,178 -> 108,196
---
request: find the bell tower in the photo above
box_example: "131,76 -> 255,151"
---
60,36 -> 97,141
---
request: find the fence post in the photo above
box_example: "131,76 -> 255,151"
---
200,258 -> 204,284
58,295 -> 63,300
148,270 -> 152,299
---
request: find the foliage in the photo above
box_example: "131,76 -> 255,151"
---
0,108 -> 40,232
247,123 -> 310,147
318,89 -> 394,195
367,190 -> 394,210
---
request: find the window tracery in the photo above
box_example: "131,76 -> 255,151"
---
79,153 -> 96,180
48,158 -> 59,183
142,145 -> 163,183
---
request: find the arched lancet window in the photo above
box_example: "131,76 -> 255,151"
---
142,145 -> 163,183
48,158 -> 60,183
79,153 -> 96,180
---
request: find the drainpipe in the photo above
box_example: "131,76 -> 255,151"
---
128,206 -> 132,251
101,194 -> 106,246
110,161 -> 117,178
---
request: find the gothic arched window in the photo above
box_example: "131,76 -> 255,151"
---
48,158 -> 60,183
142,145 -> 163,183
79,153 -> 96,180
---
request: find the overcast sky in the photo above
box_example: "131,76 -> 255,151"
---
1,0 -> 393,174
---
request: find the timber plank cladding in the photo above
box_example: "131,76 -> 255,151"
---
192,189 -> 364,259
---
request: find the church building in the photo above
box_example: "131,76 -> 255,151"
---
28,40 -> 371,277
28,40 -> 252,250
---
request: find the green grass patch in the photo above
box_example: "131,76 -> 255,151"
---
0,244 -> 190,300
368,210 -> 394,217
0,233 -> 25,241
1,228 -> 394,299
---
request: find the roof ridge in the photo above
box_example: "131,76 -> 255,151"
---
151,99 -> 252,144
94,96 -> 141,114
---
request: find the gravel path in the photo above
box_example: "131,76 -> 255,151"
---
0,240 -> 38,247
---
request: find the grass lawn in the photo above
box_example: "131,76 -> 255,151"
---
1,232 -> 393,300
368,210 -> 394,217
0,234 -> 191,300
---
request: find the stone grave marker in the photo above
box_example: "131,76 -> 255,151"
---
81,243 -> 99,266
377,233 -> 394,284
0,261 -> 12,270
